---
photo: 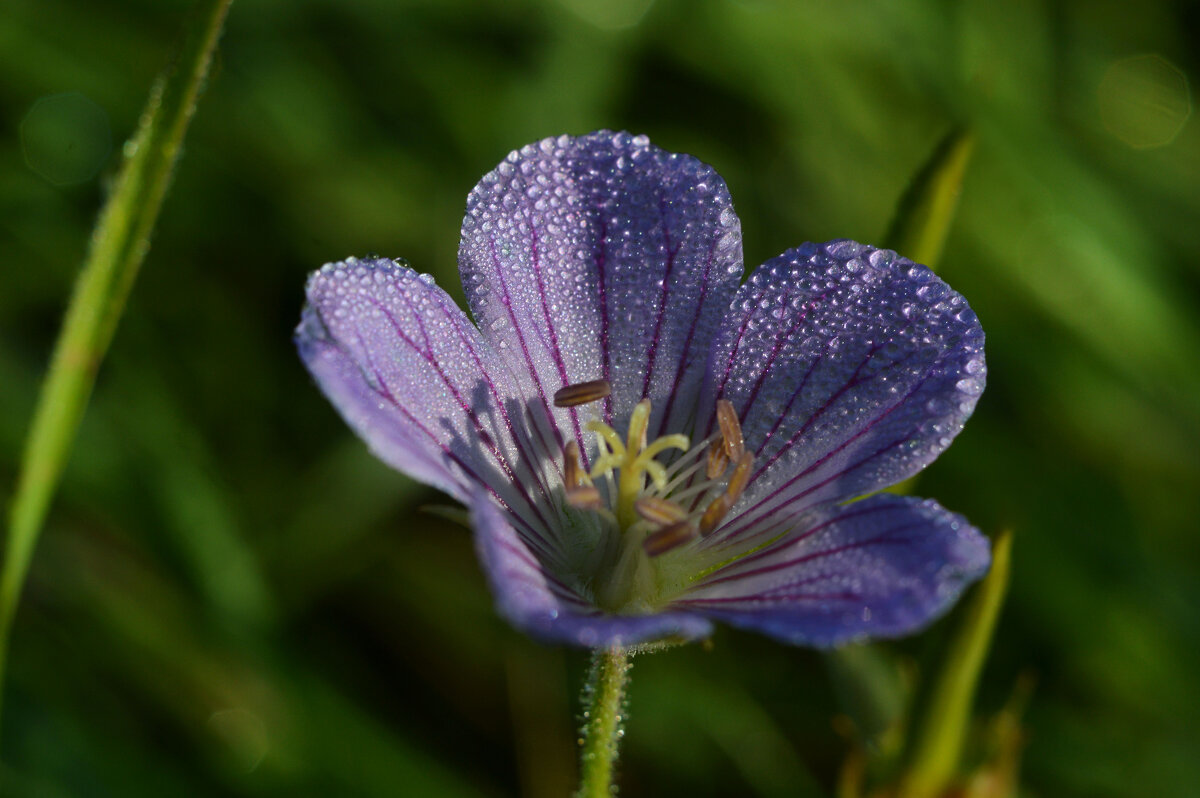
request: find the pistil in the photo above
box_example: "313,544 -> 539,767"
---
553,381 -> 757,611
586,399 -> 689,530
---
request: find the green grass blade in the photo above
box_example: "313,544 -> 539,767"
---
0,0 -> 234,721
899,530 -> 1013,798
826,642 -> 907,751
884,126 -> 976,270
885,126 -> 975,501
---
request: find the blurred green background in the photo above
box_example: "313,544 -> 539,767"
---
2,0 -> 1199,795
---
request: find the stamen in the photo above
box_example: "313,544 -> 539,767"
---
725,452 -> 755,502
643,521 -> 698,557
554,379 -> 612,408
658,460 -> 706,499
563,441 -> 582,487
556,394 -> 738,569
716,399 -> 745,461
664,435 -> 715,478
664,479 -> 719,504
634,497 -> 688,527
706,441 -> 729,479
566,485 -> 604,510
697,452 -> 754,535
699,494 -> 734,537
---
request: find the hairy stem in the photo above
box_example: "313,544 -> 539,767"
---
576,646 -> 632,798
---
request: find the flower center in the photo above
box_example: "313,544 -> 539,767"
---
554,381 -> 755,612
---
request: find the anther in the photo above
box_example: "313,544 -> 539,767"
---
706,441 -> 729,479
566,485 -> 603,510
698,494 -> 735,537
716,399 -> 744,461
643,521 -> 698,557
563,441 -> 582,487
725,452 -> 755,502
634,496 -> 688,527
554,379 -> 611,408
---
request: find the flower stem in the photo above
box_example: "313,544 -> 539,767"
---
576,646 -> 632,798
0,0 -> 233,725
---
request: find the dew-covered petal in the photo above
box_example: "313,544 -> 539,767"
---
699,240 -> 985,547
297,257 -> 559,548
471,491 -> 713,647
459,131 -> 744,458
674,494 -> 989,647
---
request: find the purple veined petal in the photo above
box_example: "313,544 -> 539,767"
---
297,257 -> 563,558
673,494 -> 990,647
698,240 -> 985,548
471,490 -> 714,647
459,131 -> 744,459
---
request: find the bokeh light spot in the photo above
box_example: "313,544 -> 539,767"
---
1097,54 -> 1191,149
20,92 -> 112,185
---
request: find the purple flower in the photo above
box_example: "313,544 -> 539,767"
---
297,131 -> 989,649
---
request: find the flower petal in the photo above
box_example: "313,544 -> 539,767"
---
459,132 -> 744,457
471,491 -> 713,647
675,494 -> 989,647
297,257 -> 560,550
699,240 -> 985,546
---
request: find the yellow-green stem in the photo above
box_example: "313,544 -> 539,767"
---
0,0 -> 234,725
899,530 -> 1013,798
575,646 -> 632,798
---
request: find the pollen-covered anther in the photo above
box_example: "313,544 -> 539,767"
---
698,494 -> 734,537
716,399 -> 745,461
553,379 -> 611,408
566,485 -> 604,510
634,496 -> 687,527
563,440 -> 583,487
706,441 -> 729,479
726,452 -> 754,501
643,520 -> 699,557
698,451 -> 755,536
